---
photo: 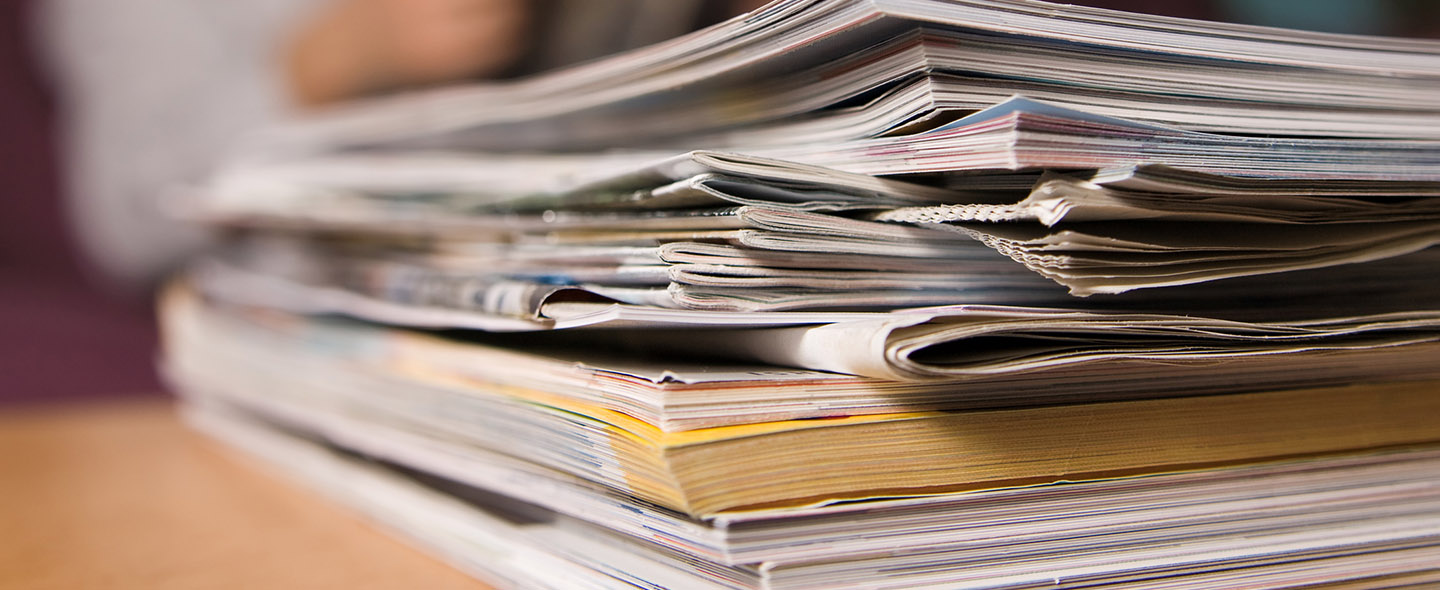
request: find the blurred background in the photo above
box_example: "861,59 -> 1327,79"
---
2,0 -> 1438,408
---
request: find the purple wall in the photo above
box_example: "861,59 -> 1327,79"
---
0,0 -> 163,408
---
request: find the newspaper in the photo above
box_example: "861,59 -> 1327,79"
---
249,0 -> 1440,154
873,167 -> 1440,226
196,128 -> 1440,301
697,305 -> 1440,380
165,291 -> 1440,516
210,100 -> 1440,225
170,1 -> 1440,587
186,403 -> 1440,589
171,279 -> 1440,395
949,220 -> 1440,295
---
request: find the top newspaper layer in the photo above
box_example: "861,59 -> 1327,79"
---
249,0 -> 1440,156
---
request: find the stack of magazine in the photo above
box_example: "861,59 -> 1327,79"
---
165,0 -> 1440,587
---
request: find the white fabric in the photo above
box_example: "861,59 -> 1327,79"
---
39,0 -> 324,288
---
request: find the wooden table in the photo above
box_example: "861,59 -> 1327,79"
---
0,398 -> 490,589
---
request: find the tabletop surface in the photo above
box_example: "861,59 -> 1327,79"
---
0,398 -> 490,590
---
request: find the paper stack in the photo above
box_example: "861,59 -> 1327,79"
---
164,1 -> 1440,587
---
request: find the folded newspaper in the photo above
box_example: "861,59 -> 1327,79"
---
195,147 -> 1440,316
167,288 -> 1440,517
163,285 -> 1440,428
